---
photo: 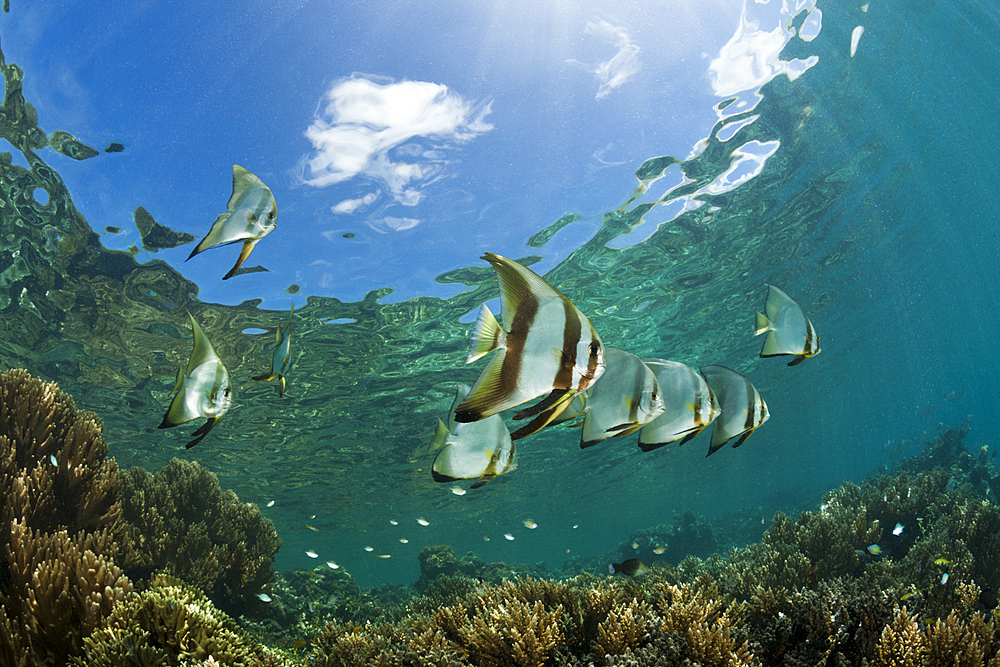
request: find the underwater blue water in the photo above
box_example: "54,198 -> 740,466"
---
1,0 -> 999,589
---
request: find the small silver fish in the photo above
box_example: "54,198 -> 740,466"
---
158,314 -> 233,449
893,523 -> 904,536
754,284 -> 821,365
305,550 -> 318,558
455,253 -> 605,438
430,384 -> 516,488
252,304 -> 294,396
699,365 -> 769,456
638,358 -> 719,452
256,593 -> 272,603
578,348 -> 665,448
187,165 -> 278,280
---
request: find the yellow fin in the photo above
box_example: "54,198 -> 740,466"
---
429,419 -> 450,452
466,304 -> 503,363
754,311 -> 771,336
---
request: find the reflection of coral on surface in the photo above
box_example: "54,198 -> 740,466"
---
120,458 -> 282,616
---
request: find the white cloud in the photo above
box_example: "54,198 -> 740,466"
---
298,76 -> 492,205
332,191 -> 379,214
572,20 -> 641,100
366,216 -> 421,233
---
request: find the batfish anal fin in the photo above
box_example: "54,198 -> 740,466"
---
185,417 -> 219,449
223,238 -> 260,280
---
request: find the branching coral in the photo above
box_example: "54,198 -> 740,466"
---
75,574 -> 288,667
461,596 -> 564,667
119,458 -> 281,615
0,368 -> 121,536
0,369 -> 128,665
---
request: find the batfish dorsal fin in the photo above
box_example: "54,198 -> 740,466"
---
229,165 -> 266,210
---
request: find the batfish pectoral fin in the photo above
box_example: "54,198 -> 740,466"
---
429,419 -> 451,453
223,238 -> 261,280
466,304 -> 504,363
278,375 -> 286,397
252,372 -> 278,382
754,311 -> 772,336
787,355 -> 807,367
185,417 -> 220,449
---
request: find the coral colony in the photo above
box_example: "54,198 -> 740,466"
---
3,368 -> 1000,665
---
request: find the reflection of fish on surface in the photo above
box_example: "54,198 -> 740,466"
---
699,365 -> 769,456
578,348 -> 665,448
638,358 -> 720,452
608,558 -> 651,576
430,384 -> 516,489
754,284 -> 820,366
454,253 -> 605,440
158,314 -> 233,449
187,165 -> 278,280
252,304 -> 295,397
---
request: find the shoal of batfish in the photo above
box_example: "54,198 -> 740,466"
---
426,253 -> 821,488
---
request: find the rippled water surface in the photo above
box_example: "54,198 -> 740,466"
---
2,0 -> 999,586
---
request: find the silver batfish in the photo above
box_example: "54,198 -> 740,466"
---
455,253 -> 605,440
699,365 -> 769,456
579,347 -> 665,448
430,384 -> 516,489
159,314 -> 233,448
187,165 -> 278,280
755,284 -> 820,366
638,359 -> 719,452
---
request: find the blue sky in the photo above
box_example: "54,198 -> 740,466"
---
1,0 -> 818,309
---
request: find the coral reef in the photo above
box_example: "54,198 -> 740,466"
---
119,458 -> 282,616
0,369 -> 130,666
415,544 -> 547,592
74,574 -> 288,667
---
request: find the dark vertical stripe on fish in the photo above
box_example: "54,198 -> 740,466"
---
742,377 -> 757,433
555,299 -> 580,390
502,276 -> 537,408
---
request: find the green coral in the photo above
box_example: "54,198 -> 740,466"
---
119,458 -> 282,616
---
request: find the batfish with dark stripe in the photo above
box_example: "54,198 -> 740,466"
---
638,358 -> 719,452
578,347 -> 665,448
429,384 -> 516,489
454,253 -> 605,440
754,284 -> 820,366
699,365 -> 769,456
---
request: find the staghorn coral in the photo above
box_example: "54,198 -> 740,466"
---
74,574 -> 288,667
0,369 -> 129,666
461,596 -> 564,667
654,579 -> 757,667
119,458 -> 281,616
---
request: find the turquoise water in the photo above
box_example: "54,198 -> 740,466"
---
2,0 -> 999,594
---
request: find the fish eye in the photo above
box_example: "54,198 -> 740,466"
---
224,388 -> 231,397
589,342 -> 601,356
267,211 -> 276,220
